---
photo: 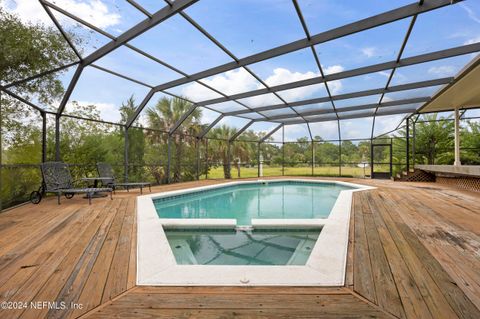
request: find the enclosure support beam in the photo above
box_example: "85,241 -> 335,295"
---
127,90 -> 155,128
282,106 -> 419,125
412,120 -> 416,168
4,62 -> 79,89
0,87 -> 44,113
311,141 -> 314,176
41,112 -> 47,163
339,142 -> 342,177
406,117 -> 410,172
119,0 -> 461,126
282,126 -> 285,176
257,143 -> 261,178
205,138 -> 209,180
167,135 -> 172,183
229,120 -> 254,142
0,90 -> 2,211
196,138 -> 200,181
57,64 -> 84,115
124,127 -> 129,182
370,139 -> 374,179
225,77 -> 451,117
454,107 -> 462,166
188,43 -> 477,110
260,124 -> 283,143
55,114 -> 61,161
59,0 -> 199,66
227,142 -> 231,179
170,105 -> 198,135
149,0 -> 457,93
198,115 -> 223,139
263,97 -> 431,122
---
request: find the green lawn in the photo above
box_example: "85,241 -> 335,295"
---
202,165 -> 369,179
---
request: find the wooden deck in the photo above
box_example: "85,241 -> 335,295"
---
0,178 -> 479,318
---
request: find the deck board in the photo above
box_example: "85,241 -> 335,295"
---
0,178 -> 477,318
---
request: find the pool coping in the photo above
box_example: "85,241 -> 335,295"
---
136,179 -> 375,286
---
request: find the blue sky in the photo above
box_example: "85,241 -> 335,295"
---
3,0 -> 480,141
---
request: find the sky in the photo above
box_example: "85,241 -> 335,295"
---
3,0 -> 480,141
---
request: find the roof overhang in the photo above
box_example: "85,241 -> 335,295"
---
418,54 -> 480,113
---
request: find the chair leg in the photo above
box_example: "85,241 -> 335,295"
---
110,191 -> 113,200
88,193 -> 92,205
149,184 -> 151,192
140,186 -> 143,195
57,193 -> 61,205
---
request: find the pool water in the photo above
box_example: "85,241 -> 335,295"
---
165,228 -> 321,265
154,181 -> 352,225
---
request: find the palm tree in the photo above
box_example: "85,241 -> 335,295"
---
146,97 -> 202,182
208,125 -> 254,178
415,113 -> 454,164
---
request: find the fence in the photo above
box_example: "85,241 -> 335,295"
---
2,108 -> 480,211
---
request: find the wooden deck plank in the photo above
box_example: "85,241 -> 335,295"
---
352,195 -> 377,303
0,207 -> 90,294
66,198 -> 127,319
366,191 -> 434,319
19,208 -> 107,319
4,208 -> 103,319
361,198 -> 405,319
0,178 -> 478,319
370,191 -> 460,319
45,199 -> 123,319
68,198 -> 129,318
126,198 -> 137,290
380,191 -> 480,318
386,190 -> 480,312
83,291 -> 391,318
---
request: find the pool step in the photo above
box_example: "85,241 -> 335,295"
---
235,225 -> 254,231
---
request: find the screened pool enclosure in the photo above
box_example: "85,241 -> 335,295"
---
1,0 -> 480,209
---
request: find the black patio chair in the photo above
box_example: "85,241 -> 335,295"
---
97,162 -> 151,194
30,162 -> 113,205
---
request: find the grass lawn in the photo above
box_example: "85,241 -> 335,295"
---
202,165 -> 369,179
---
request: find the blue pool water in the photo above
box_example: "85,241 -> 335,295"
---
154,181 -> 353,225
165,228 -> 321,265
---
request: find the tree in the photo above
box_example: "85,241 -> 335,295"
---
145,97 -> 202,182
120,96 -> 145,181
0,7 -> 80,208
414,114 -> 454,165
208,125 -> 236,179
1,7 -> 79,108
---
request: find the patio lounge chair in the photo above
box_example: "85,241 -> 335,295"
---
39,162 -> 113,205
97,162 -> 151,194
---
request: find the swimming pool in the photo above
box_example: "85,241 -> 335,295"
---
165,228 -> 321,265
154,181 -> 354,225
136,179 -> 374,286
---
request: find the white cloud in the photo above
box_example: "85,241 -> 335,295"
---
263,68 -> 318,87
464,36 -> 480,45
2,0 -> 120,29
179,82 -> 222,102
323,65 -> 344,95
361,47 -> 376,58
427,65 -> 455,77
264,68 -> 320,101
197,68 -> 261,96
181,66 -> 345,107
382,96 -> 394,102
460,3 -> 480,24
378,71 -> 390,78
323,65 -> 344,75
